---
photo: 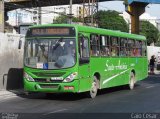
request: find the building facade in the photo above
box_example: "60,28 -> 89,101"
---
7,5 -> 83,26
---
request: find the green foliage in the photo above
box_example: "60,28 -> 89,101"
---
53,15 -> 67,24
53,14 -> 81,24
155,32 -> 160,46
96,10 -> 129,32
140,21 -> 159,45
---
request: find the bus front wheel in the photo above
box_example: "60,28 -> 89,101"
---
129,72 -> 135,90
88,76 -> 99,98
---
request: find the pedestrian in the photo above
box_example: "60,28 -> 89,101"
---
150,55 -> 156,74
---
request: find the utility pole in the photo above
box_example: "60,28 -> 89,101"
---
82,0 -> 98,27
38,7 -> 41,24
68,0 -> 73,24
0,0 -> 4,32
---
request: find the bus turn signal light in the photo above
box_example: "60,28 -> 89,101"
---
64,86 -> 74,90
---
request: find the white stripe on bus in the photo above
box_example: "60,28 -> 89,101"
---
102,69 -> 129,85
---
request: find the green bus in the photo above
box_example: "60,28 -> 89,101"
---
24,24 -> 148,98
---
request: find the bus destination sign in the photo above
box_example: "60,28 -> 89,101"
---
32,28 -> 69,35
28,27 -> 75,37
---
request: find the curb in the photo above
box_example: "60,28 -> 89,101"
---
0,89 -> 25,97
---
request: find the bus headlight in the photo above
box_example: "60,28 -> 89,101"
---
63,72 -> 78,82
24,72 -> 35,82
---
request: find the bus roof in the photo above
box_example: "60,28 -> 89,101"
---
29,24 -> 146,41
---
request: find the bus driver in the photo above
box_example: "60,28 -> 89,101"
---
55,44 -> 75,68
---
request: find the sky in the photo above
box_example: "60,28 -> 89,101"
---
99,1 -> 160,19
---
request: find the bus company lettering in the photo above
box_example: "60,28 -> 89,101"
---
105,60 -> 127,71
131,63 -> 135,67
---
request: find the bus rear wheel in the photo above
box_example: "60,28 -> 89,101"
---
129,72 -> 135,90
88,76 -> 99,98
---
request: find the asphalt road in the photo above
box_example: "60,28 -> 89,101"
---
0,74 -> 160,119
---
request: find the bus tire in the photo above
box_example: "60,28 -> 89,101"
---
88,76 -> 99,98
129,72 -> 135,90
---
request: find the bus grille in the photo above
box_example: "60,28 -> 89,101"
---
32,72 -> 65,77
40,84 -> 59,89
34,78 -> 63,83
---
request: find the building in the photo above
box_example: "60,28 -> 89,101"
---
7,4 -> 83,27
7,9 -> 33,26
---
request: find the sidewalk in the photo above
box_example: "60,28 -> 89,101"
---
154,70 -> 160,74
0,89 -> 25,97
148,68 -> 160,75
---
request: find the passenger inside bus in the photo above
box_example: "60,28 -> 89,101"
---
51,39 -> 64,61
102,47 -> 110,56
54,42 -> 75,68
120,48 -> 127,56
37,45 -> 48,63
111,46 -> 118,56
91,35 -> 99,56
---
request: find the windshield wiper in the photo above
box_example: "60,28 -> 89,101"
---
53,37 -> 63,51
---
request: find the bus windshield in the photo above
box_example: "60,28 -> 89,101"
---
24,38 -> 76,69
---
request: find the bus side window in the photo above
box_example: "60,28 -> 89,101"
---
79,36 -> 89,58
128,39 -> 135,56
90,34 -> 100,56
142,41 -> 147,56
100,35 -> 110,56
120,38 -> 127,56
135,40 -> 142,57
111,37 -> 119,56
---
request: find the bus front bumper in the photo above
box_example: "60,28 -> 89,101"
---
24,78 -> 79,93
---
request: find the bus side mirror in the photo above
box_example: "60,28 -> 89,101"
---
18,40 -> 22,49
79,57 -> 89,64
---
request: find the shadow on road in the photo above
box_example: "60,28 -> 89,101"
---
142,74 -> 160,84
18,92 -> 88,101
97,85 -> 131,96
18,86 -> 132,101
11,74 -> 160,101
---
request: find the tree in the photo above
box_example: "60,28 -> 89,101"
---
140,21 -> 159,45
53,14 -> 80,24
96,10 -> 129,32
154,32 -> 160,46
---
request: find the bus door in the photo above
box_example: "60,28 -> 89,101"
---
78,33 -> 91,92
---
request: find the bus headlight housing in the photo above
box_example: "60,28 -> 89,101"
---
63,72 -> 78,82
24,72 -> 35,82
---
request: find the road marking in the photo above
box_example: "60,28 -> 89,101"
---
43,109 -> 68,115
146,86 -> 155,89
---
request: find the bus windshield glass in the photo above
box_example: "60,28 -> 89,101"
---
24,38 -> 76,69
